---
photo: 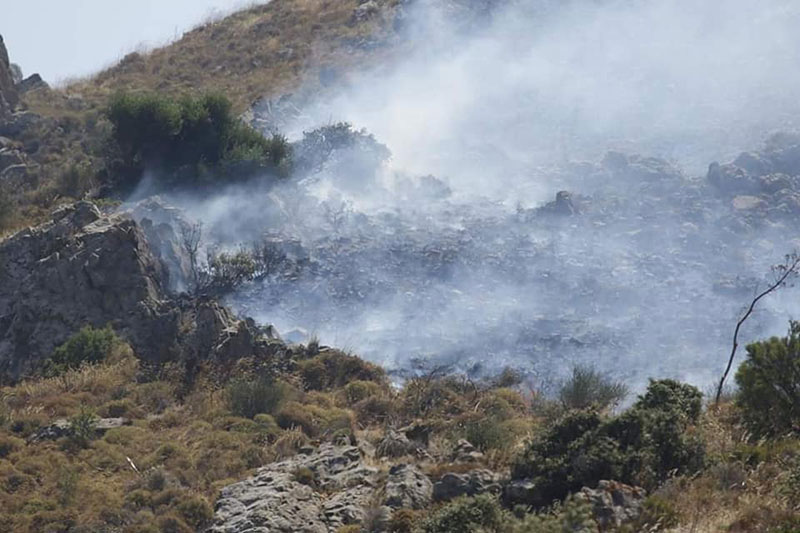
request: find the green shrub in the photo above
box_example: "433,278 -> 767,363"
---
462,417 -> 509,453
511,380 -> 705,506
68,407 -> 97,448
107,91 -> 291,190
558,365 -> 628,410
420,494 -> 508,533
343,380 -> 383,405
226,377 -> 287,419
45,325 -> 118,376
735,322 -> 800,437
275,401 -> 354,438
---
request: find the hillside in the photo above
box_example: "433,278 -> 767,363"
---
0,0 -> 405,235
2,1 -> 800,532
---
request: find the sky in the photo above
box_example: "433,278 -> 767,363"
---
2,0 -> 256,85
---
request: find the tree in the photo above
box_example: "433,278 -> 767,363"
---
715,252 -> 800,404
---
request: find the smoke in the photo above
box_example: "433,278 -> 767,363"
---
155,0 -> 800,390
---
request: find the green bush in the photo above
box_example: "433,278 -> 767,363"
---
419,494 -> 508,533
736,322 -> 800,437
107,91 -> 291,190
69,407 -> 97,448
511,379 -> 705,507
226,377 -> 287,419
558,365 -> 628,410
45,326 -> 118,376
298,351 -> 385,391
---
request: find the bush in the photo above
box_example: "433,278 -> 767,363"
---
275,401 -> 354,439
298,351 -> 385,391
511,379 -> 705,506
558,365 -> 628,410
45,325 -> 118,376
68,407 -> 97,448
419,494 -> 508,533
107,91 -> 291,190
226,377 -> 287,419
736,322 -> 800,437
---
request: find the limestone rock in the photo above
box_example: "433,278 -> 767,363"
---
29,417 -> 130,443
209,444 -> 378,532
384,464 -> 433,509
376,429 -> 425,458
451,439 -> 484,463
0,201 -> 268,381
432,469 -> 502,502
576,480 -> 646,530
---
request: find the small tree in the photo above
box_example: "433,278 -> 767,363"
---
735,322 -> 800,437
558,365 -> 628,411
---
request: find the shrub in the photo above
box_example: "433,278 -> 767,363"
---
45,325 -> 119,376
420,494 -> 508,533
226,377 -> 287,419
511,380 -> 705,506
298,351 -> 385,391
175,494 -> 213,528
343,380 -> 383,405
107,91 -> 291,190
736,322 -> 800,437
275,401 -> 354,438
68,407 -> 97,448
461,417 -> 510,453
0,435 -> 23,458
558,365 -> 628,410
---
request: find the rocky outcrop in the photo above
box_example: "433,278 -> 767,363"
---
0,35 -> 18,117
0,201 -> 270,381
576,480 -> 646,530
209,443 -> 378,532
432,469 -> 502,502
383,463 -> 433,509
28,417 -> 130,443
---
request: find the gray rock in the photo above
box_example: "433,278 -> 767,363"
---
0,201 -> 271,381
209,443 -> 378,532
376,429 -> 424,458
29,417 -> 130,443
503,479 -> 537,506
451,439 -> 484,463
384,463 -> 433,509
17,73 -> 47,93
433,469 -> 502,502
576,480 -> 646,530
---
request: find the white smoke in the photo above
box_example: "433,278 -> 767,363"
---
163,0 -> 800,390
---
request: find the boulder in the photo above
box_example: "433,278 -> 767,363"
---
451,439 -> 484,463
376,429 -> 425,458
576,480 -> 646,530
209,443 -> 378,532
17,73 -> 47,94
0,201 -> 269,381
28,417 -> 130,443
384,463 -> 433,509
432,469 -> 502,502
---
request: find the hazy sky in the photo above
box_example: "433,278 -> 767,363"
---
2,0 -> 257,85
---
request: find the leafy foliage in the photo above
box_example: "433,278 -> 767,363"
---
45,325 -> 119,376
736,322 -> 800,437
419,494 -> 508,533
107,91 -> 291,189
511,379 -> 705,506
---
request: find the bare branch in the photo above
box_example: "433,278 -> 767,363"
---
715,251 -> 800,404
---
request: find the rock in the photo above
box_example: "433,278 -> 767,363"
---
759,173 -> 793,194
732,195 -> 767,211
707,162 -> 759,195
0,35 -> 18,117
503,479 -> 537,506
17,73 -> 47,94
734,151 -> 773,176
0,111 -> 42,137
384,464 -> 433,509
352,0 -> 379,23
576,480 -> 646,530
209,443 -> 377,532
451,439 -> 484,463
0,148 -> 24,169
29,417 -> 130,443
601,151 -> 629,171
0,201 -> 271,381
432,469 -> 502,502
376,429 -> 425,458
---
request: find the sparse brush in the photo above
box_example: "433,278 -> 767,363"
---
558,365 -> 628,411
